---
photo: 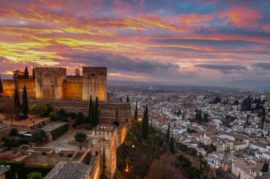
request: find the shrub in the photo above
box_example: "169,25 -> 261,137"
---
58,108 -> 67,120
75,112 -> 84,126
74,132 -> 86,142
30,104 -> 48,116
49,111 -> 61,121
85,123 -> 94,130
10,128 -> 18,136
3,137 -> 21,149
31,129 -> 46,143
27,172 -> 43,179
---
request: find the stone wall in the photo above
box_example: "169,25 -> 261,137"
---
2,66 -> 107,102
35,67 -> 66,100
99,102 -> 131,125
63,76 -> 82,100
2,79 -> 35,98
82,67 -> 107,102
2,80 -> 14,97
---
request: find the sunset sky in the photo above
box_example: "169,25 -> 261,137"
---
0,0 -> 270,89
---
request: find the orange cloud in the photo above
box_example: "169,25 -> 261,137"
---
220,7 -> 262,28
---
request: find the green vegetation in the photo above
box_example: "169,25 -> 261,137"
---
31,129 -> 46,143
22,86 -> 29,117
30,104 -> 48,116
166,123 -> 170,141
10,128 -> 18,136
142,105 -> 149,139
75,112 -> 84,126
14,87 -> 20,108
88,96 -> 99,127
24,66 -> 29,79
74,132 -> 86,142
134,101 -> 138,121
49,111 -> 61,121
116,118 -> 209,179
126,96 -> 130,102
27,171 -> 43,179
169,135 -> 175,154
3,137 -> 29,149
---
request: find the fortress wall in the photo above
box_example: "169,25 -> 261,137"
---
82,67 -> 107,101
2,79 -> 35,98
35,67 -> 66,100
2,80 -> 15,97
17,79 -> 36,98
63,77 -> 82,100
99,103 -> 131,124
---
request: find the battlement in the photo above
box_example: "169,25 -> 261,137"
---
82,67 -> 107,75
35,67 -> 66,74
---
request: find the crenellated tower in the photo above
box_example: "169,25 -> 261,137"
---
82,67 -> 107,101
35,67 -> 66,100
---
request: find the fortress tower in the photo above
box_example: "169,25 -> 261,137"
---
35,67 -> 66,100
2,66 -> 107,101
82,67 -> 107,101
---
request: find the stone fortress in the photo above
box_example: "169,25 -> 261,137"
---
0,66 -> 131,179
3,66 -> 107,101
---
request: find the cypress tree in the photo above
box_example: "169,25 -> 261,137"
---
170,135 -> 175,154
14,87 -> 20,107
88,96 -> 94,125
23,66 -> 29,79
142,105 -> 149,139
116,107 -> 119,122
0,76 -> 3,96
22,86 -> 29,117
262,161 -> 269,172
95,97 -> 99,125
134,101 -> 138,121
166,123 -> 170,141
126,96 -> 130,102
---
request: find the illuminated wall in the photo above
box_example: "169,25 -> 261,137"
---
82,67 -> 107,101
35,67 -> 66,100
2,79 -> 35,98
63,77 -> 82,100
2,66 -> 107,101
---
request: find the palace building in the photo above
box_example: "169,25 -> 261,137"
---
2,66 -> 107,101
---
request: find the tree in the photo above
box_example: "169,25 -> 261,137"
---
166,123 -> 170,141
94,97 -> 99,125
22,86 -> 29,117
23,66 -> 29,79
142,105 -> 149,139
88,96 -> 94,125
126,96 -> 130,102
10,128 -> 18,136
59,108 -> 67,121
113,107 -> 120,127
262,161 -> 269,172
30,104 -> 48,116
49,111 -> 61,121
31,129 -> 46,143
260,108 -> 266,129
134,101 -> 138,121
75,112 -> 84,126
0,76 -> 3,96
170,135 -> 175,154
74,132 -> 86,142
27,172 -> 43,179
14,87 -> 20,108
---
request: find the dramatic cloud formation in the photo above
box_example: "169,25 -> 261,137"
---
0,0 -> 270,88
